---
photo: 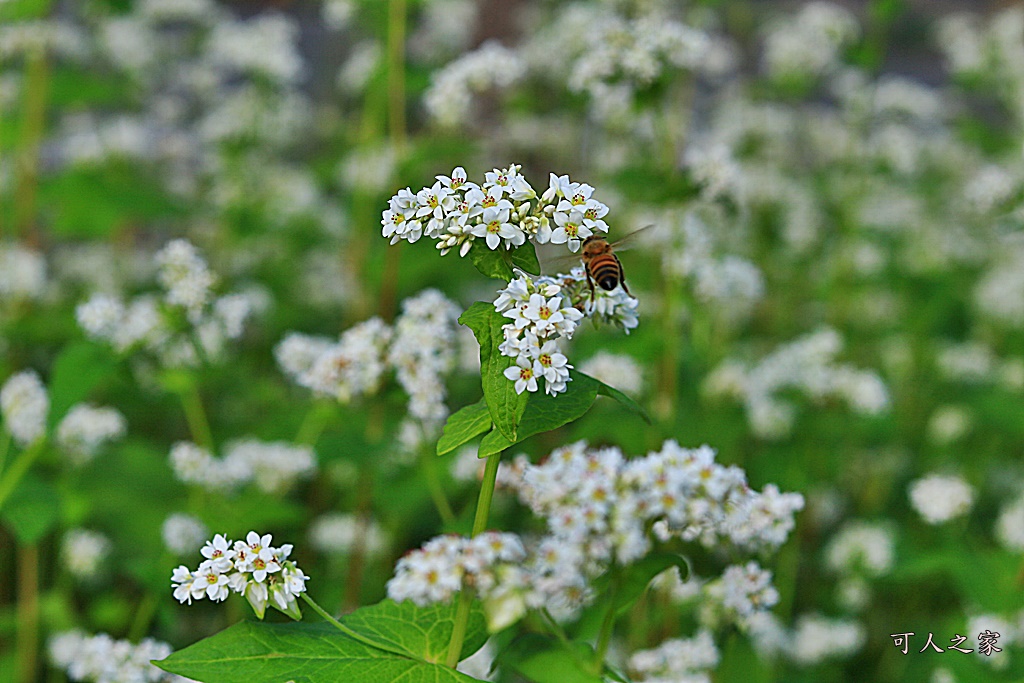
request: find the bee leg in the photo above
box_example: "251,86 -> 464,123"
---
585,269 -> 596,314
620,277 -> 633,297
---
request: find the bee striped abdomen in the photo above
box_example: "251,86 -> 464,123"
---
589,254 -> 622,291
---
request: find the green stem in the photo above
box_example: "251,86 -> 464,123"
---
188,330 -> 212,368
387,0 -> 407,151
128,592 -> 159,642
0,438 -> 46,512
301,593 -> 420,661
421,447 -> 456,526
178,382 -> 214,452
444,452 -> 502,668
0,429 -> 12,475
295,401 -> 332,446
592,570 -> 621,675
13,46 -> 50,240
16,543 -> 39,683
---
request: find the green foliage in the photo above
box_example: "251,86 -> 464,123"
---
459,303 -> 528,442
468,241 -> 541,281
498,634 -> 603,683
1,473 -> 60,543
477,371 -> 649,458
437,399 -> 491,456
47,342 -> 118,427
157,600 -> 489,683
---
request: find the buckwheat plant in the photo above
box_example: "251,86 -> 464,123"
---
153,165 -> 802,683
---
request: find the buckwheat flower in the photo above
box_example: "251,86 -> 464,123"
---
996,495 -> 1024,552
909,473 -> 975,525
309,513 -> 388,557
550,210 -> 592,252
222,439 -> 317,494
208,14 -> 302,84
0,242 -> 46,300
713,562 -> 779,619
825,521 -> 894,576
423,41 -> 525,127
471,206 -> 522,250
76,293 -> 125,341
162,514 -> 209,555
275,332 -> 335,383
1,370 -> 49,447
49,630 -> 182,683
56,404 -> 126,465
579,351 -> 643,395
503,356 -> 539,395
927,405 -> 972,445
156,239 -> 216,321
789,614 -> 865,665
628,629 -> 719,682
62,529 -> 111,580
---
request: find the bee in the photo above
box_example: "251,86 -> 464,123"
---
546,226 -> 650,304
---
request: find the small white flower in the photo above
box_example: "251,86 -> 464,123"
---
504,356 -> 538,394
909,474 -> 974,525
1,370 -> 49,447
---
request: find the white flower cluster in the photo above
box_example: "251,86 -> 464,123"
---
578,351 -> 644,396
704,328 -> 890,439
789,614 -> 866,665
494,273 -> 582,396
492,268 -> 640,397
387,289 -> 462,424
56,404 -> 127,465
762,2 -> 859,79
382,165 -> 610,257
628,629 -> 719,683
996,494 -> 1024,552
644,210 -> 764,323
390,442 -> 800,629
168,439 -> 316,494
308,513 -> 388,557
908,473 -> 975,525
62,529 -> 112,580
423,41 -> 526,127
0,242 -> 47,301
171,531 -> 308,620
162,513 -> 209,555
207,14 -> 302,84
77,240 -> 258,367
526,4 -> 729,122
276,289 -> 463,434
387,532 -> 526,609
705,562 -> 780,622
825,521 -> 895,577
1,370 -> 49,447
626,630 -> 716,683
49,630 -> 190,683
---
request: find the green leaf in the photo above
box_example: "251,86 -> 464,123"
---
478,372 -> 601,458
582,372 -> 651,424
467,241 -> 540,281
509,243 -> 541,275
458,303 -> 527,442
1,474 -> 60,543
157,600 -> 489,683
497,634 -> 603,683
609,553 -> 690,616
468,241 -> 514,281
437,400 -> 492,456
47,342 -> 117,427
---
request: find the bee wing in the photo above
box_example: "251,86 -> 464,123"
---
539,249 -> 584,275
606,224 -> 655,253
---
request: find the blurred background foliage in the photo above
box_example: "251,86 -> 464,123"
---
2,0 -> 1024,681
